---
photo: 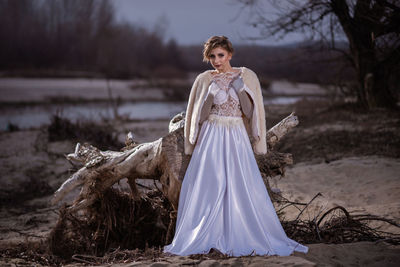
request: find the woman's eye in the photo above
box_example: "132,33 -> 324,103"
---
210,55 -> 215,58
218,54 -> 224,57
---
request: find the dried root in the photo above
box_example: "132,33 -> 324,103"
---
273,192 -> 400,245
48,188 -> 173,260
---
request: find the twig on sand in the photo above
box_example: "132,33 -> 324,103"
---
295,192 -> 323,221
72,254 -> 102,264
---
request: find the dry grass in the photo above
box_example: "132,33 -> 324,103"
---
47,114 -> 124,151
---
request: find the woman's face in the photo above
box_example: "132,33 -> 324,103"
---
209,46 -> 232,73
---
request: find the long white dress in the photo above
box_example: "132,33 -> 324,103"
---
164,70 -> 309,256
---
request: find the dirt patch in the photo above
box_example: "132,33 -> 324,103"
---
0,175 -> 53,208
269,100 -> 400,163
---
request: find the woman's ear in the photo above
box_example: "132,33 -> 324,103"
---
228,52 -> 233,61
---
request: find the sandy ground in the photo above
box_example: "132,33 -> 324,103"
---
69,242 -> 400,266
272,156 -> 400,233
0,96 -> 399,265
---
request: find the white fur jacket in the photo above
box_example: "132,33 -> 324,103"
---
184,66 -> 267,155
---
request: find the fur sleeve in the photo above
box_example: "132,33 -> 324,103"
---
242,68 -> 267,155
184,74 -> 201,155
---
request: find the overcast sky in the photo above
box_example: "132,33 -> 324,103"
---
113,0 -> 304,46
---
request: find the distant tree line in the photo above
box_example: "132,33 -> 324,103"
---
0,0 -> 354,84
182,42 -> 354,85
0,0 -> 185,78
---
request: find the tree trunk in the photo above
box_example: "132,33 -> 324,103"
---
332,0 -> 398,110
355,46 -> 397,109
51,112 -> 299,213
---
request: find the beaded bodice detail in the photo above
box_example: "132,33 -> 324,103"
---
209,71 -> 242,117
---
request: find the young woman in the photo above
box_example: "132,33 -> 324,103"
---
164,36 -> 308,256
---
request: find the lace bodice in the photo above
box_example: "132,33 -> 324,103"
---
209,70 -> 242,117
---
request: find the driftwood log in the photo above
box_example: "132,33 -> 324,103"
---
51,112 -> 299,212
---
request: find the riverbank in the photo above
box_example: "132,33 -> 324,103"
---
0,96 -> 399,265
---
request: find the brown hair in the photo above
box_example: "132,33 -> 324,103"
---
202,35 -> 234,62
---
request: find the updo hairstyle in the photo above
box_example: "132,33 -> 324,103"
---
202,35 -> 234,62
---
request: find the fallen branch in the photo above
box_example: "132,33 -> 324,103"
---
51,112 -> 299,212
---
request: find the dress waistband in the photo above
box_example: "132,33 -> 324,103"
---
206,114 -> 243,126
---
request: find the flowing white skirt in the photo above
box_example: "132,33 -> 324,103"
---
164,115 -> 309,256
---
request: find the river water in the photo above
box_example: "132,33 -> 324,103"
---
0,78 -> 327,131
0,97 -> 308,131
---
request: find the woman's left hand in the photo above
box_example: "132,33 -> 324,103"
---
230,76 -> 245,94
